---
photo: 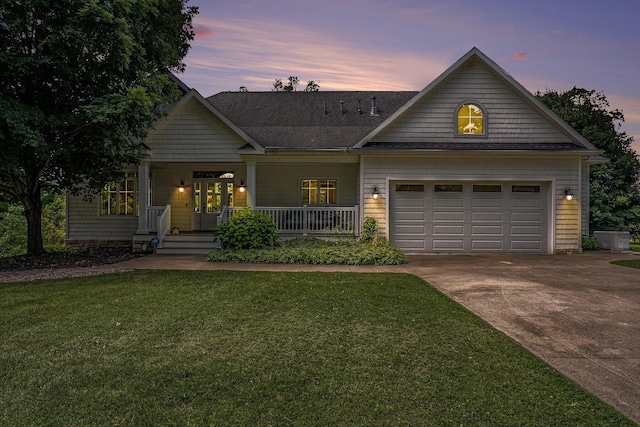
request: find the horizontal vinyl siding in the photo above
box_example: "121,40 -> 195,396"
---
145,98 -> 246,162
371,60 -> 571,145
256,163 -> 359,207
362,154 -> 582,252
66,194 -> 138,241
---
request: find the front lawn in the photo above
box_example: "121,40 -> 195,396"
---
1,271 -> 632,426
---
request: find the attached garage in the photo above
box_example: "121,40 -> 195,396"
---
390,181 -> 549,253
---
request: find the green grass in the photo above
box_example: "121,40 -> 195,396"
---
611,259 -> 640,269
1,271 -> 633,426
630,242 -> 640,252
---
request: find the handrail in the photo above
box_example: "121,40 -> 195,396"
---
156,205 -> 171,248
229,206 -> 360,235
217,205 -> 229,226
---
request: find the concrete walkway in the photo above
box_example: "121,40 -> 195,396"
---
118,251 -> 640,423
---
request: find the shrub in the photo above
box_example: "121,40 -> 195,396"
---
582,236 -> 602,251
215,207 -> 280,250
359,216 -> 378,243
206,237 -> 407,265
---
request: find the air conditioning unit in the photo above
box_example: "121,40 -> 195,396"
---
593,231 -> 630,250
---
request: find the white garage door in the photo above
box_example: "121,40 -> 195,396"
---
391,182 -> 548,253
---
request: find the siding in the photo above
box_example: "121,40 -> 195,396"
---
145,98 -> 246,162
370,60 -> 572,145
256,162 -> 359,207
67,193 -> 138,241
361,154 -> 582,252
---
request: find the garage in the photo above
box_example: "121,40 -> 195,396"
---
390,182 -> 548,253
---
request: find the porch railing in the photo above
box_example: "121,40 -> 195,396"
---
156,205 -> 171,248
147,206 -> 167,233
227,205 -> 360,236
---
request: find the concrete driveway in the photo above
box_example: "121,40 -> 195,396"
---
402,252 -> 640,424
120,251 -> 640,423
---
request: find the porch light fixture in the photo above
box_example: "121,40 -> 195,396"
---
238,179 -> 246,193
178,180 -> 185,194
564,188 -> 574,201
372,185 -> 380,200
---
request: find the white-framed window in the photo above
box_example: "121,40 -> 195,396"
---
301,179 -> 337,205
101,172 -> 138,216
457,103 -> 485,135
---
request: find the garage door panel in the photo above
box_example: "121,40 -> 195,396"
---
433,198 -> 464,208
512,198 -> 541,208
472,240 -> 503,250
472,198 -> 503,208
511,212 -> 541,222
395,197 -> 426,208
511,240 -> 542,251
511,225 -> 542,236
472,225 -> 503,235
433,240 -> 464,250
395,225 -> 426,234
472,212 -> 502,222
433,225 -> 464,235
395,239 -> 426,250
395,211 -> 426,221
434,211 -> 464,221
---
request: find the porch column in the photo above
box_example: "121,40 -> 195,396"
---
136,161 -> 150,234
246,160 -> 256,208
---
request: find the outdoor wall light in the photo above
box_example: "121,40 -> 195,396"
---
178,180 -> 185,194
372,185 -> 380,200
564,188 -> 574,201
238,179 -> 246,193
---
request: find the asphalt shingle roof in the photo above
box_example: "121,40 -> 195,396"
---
207,91 -> 418,149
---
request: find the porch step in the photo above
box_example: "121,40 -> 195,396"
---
155,233 -> 220,255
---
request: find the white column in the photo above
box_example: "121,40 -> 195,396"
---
246,160 -> 256,208
136,161 -> 150,234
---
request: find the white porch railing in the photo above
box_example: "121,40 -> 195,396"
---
156,205 -> 171,248
147,206 -> 167,233
226,205 -> 360,235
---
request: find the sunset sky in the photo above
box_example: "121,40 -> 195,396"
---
179,0 -> 640,153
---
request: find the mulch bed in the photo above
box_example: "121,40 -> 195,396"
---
0,247 -> 148,272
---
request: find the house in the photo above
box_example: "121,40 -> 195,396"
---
66,48 -> 603,254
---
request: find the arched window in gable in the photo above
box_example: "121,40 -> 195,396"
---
457,103 -> 485,135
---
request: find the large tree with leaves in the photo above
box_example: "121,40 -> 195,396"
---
0,0 -> 197,255
537,87 -> 640,236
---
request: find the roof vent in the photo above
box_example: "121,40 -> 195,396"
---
340,100 -> 344,115
370,96 -> 378,116
324,101 -> 327,115
358,99 -> 362,114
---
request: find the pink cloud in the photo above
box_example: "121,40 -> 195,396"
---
514,51 -> 531,61
194,25 -> 214,38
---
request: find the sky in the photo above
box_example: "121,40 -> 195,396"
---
179,0 -> 640,153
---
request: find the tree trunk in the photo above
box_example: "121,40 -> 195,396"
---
23,187 -> 45,255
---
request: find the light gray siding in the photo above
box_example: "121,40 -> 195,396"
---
256,162 -> 359,207
66,193 -> 138,242
145,98 -> 246,162
370,60 -> 572,145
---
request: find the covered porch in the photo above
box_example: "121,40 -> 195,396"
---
136,204 -> 360,253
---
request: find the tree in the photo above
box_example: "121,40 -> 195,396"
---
272,76 -> 302,92
537,88 -> 640,235
0,0 -> 198,255
305,80 -> 320,92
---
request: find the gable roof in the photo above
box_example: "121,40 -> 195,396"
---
207,91 -> 417,150
355,47 -> 600,153
162,89 -> 264,153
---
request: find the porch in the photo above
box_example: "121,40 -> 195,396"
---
136,205 -> 360,254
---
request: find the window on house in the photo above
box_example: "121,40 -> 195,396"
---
434,184 -> 463,192
302,179 -> 337,205
101,172 -> 138,215
457,103 -> 484,135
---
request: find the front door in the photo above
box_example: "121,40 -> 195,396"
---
194,179 -> 233,231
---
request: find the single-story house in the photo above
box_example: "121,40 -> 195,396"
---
66,47 -> 604,254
